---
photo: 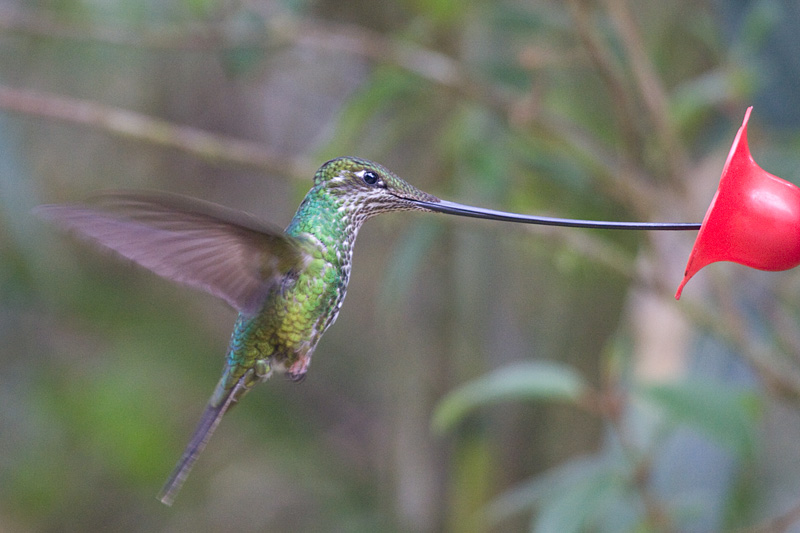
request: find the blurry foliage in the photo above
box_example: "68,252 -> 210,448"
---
436,366 -> 764,532
2,0 -> 800,532
431,361 -> 588,434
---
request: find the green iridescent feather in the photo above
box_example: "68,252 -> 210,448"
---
35,156 -> 439,505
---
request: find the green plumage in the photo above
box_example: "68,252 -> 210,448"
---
35,152 -> 704,506
34,153 -> 689,506
35,156 -> 439,505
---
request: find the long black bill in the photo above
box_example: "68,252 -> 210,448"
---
414,199 -> 701,231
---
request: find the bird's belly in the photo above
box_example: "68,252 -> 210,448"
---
224,261 -> 347,381
272,268 -> 346,356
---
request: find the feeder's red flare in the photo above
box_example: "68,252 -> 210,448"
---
675,107 -> 800,299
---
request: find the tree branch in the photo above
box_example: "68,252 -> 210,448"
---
601,0 -> 690,188
0,84 -> 314,179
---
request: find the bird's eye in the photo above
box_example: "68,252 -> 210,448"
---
363,170 -> 379,185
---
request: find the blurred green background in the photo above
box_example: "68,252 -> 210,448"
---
2,0 -> 800,531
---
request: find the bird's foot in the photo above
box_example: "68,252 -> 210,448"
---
286,356 -> 309,383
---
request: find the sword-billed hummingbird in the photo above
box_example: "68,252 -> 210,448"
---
35,156 -> 699,505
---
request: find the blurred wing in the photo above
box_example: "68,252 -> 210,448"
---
35,191 -> 311,315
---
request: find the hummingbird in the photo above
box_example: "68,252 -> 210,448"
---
35,156 -> 700,505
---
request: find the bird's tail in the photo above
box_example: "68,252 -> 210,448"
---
157,380 -> 242,506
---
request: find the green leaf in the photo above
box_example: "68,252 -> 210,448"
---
486,455 -> 598,524
533,465 -> 625,533
323,67 -> 419,157
218,10 -> 269,77
432,361 -> 587,434
491,5 -> 546,34
486,454 -> 631,533
409,0 -> 467,24
636,380 -> 762,460
182,0 -> 217,17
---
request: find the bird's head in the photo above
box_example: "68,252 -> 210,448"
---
313,157 -> 440,220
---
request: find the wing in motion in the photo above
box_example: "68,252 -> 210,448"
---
35,191 -> 311,315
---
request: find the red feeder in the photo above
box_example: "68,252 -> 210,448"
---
676,107 -> 800,299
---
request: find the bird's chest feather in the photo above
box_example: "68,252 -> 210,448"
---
275,256 -> 349,349
225,238 -> 353,375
